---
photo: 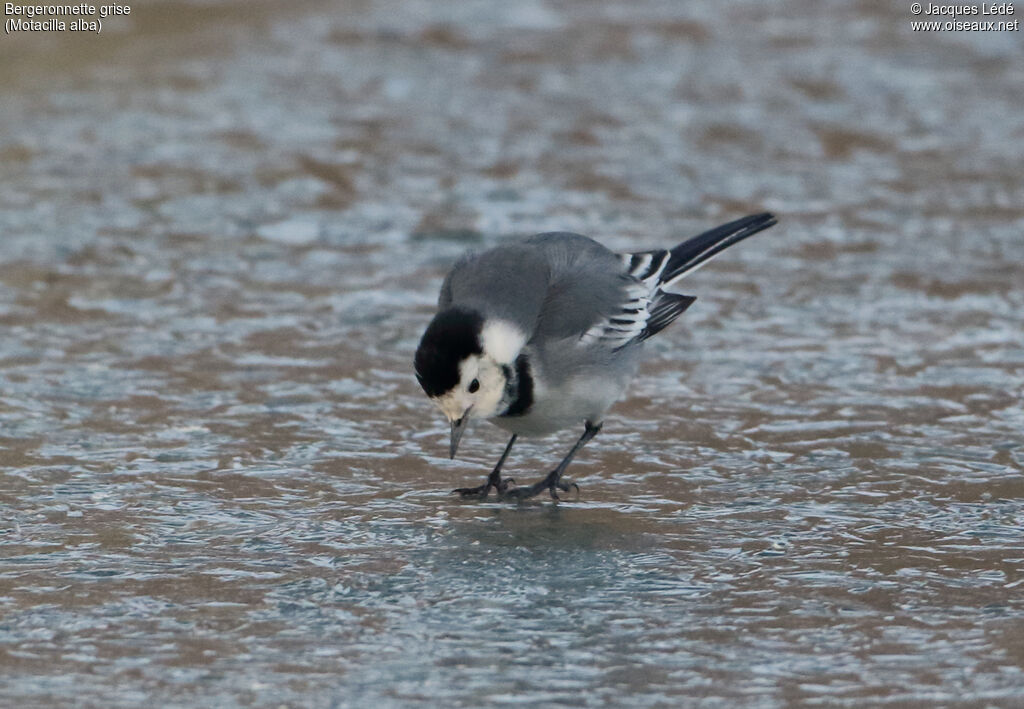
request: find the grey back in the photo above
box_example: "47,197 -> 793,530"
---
439,232 -> 629,342
521,232 -> 628,340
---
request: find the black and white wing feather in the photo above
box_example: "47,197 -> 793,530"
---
578,248 -> 695,349
579,212 -> 776,350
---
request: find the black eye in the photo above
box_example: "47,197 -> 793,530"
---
468,378 -> 480,393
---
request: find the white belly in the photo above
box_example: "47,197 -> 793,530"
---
490,371 -> 630,437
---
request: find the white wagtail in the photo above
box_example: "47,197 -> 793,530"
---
414,212 -> 777,500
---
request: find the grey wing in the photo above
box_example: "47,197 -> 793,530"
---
578,248 -> 696,349
524,232 -> 634,341
438,232 -> 686,347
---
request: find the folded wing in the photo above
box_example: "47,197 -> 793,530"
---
580,212 -> 776,349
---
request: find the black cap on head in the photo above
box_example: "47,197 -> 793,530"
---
414,307 -> 484,397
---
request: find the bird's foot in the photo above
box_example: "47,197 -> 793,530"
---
502,470 -> 579,502
453,483 -> 490,499
452,475 -> 515,500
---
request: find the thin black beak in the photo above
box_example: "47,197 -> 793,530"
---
449,411 -> 471,459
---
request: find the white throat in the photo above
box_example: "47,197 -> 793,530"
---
481,320 -> 527,364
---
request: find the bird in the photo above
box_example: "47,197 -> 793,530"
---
413,212 -> 777,501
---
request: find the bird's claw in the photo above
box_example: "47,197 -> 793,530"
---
453,469 -> 578,502
452,483 -> 491,499
549,478 -> 580,500
500,485 -> 535,501
558,479 -> 579,494
501,471 -> 579,502
452,476 -> 516,500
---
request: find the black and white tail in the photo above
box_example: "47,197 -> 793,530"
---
582,212 -> 777,349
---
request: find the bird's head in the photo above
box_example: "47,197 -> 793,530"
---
414,307 -> 526,458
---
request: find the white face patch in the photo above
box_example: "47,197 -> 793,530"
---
481,320 -> 527,365
435,390 -> 469,422
434,358 -> 478,421
431,353 -> 509,421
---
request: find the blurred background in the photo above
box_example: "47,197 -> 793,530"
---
1,0 -> 1022,706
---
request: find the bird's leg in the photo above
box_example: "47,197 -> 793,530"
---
453,435 -> 517,499
504,421 -> 602,501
